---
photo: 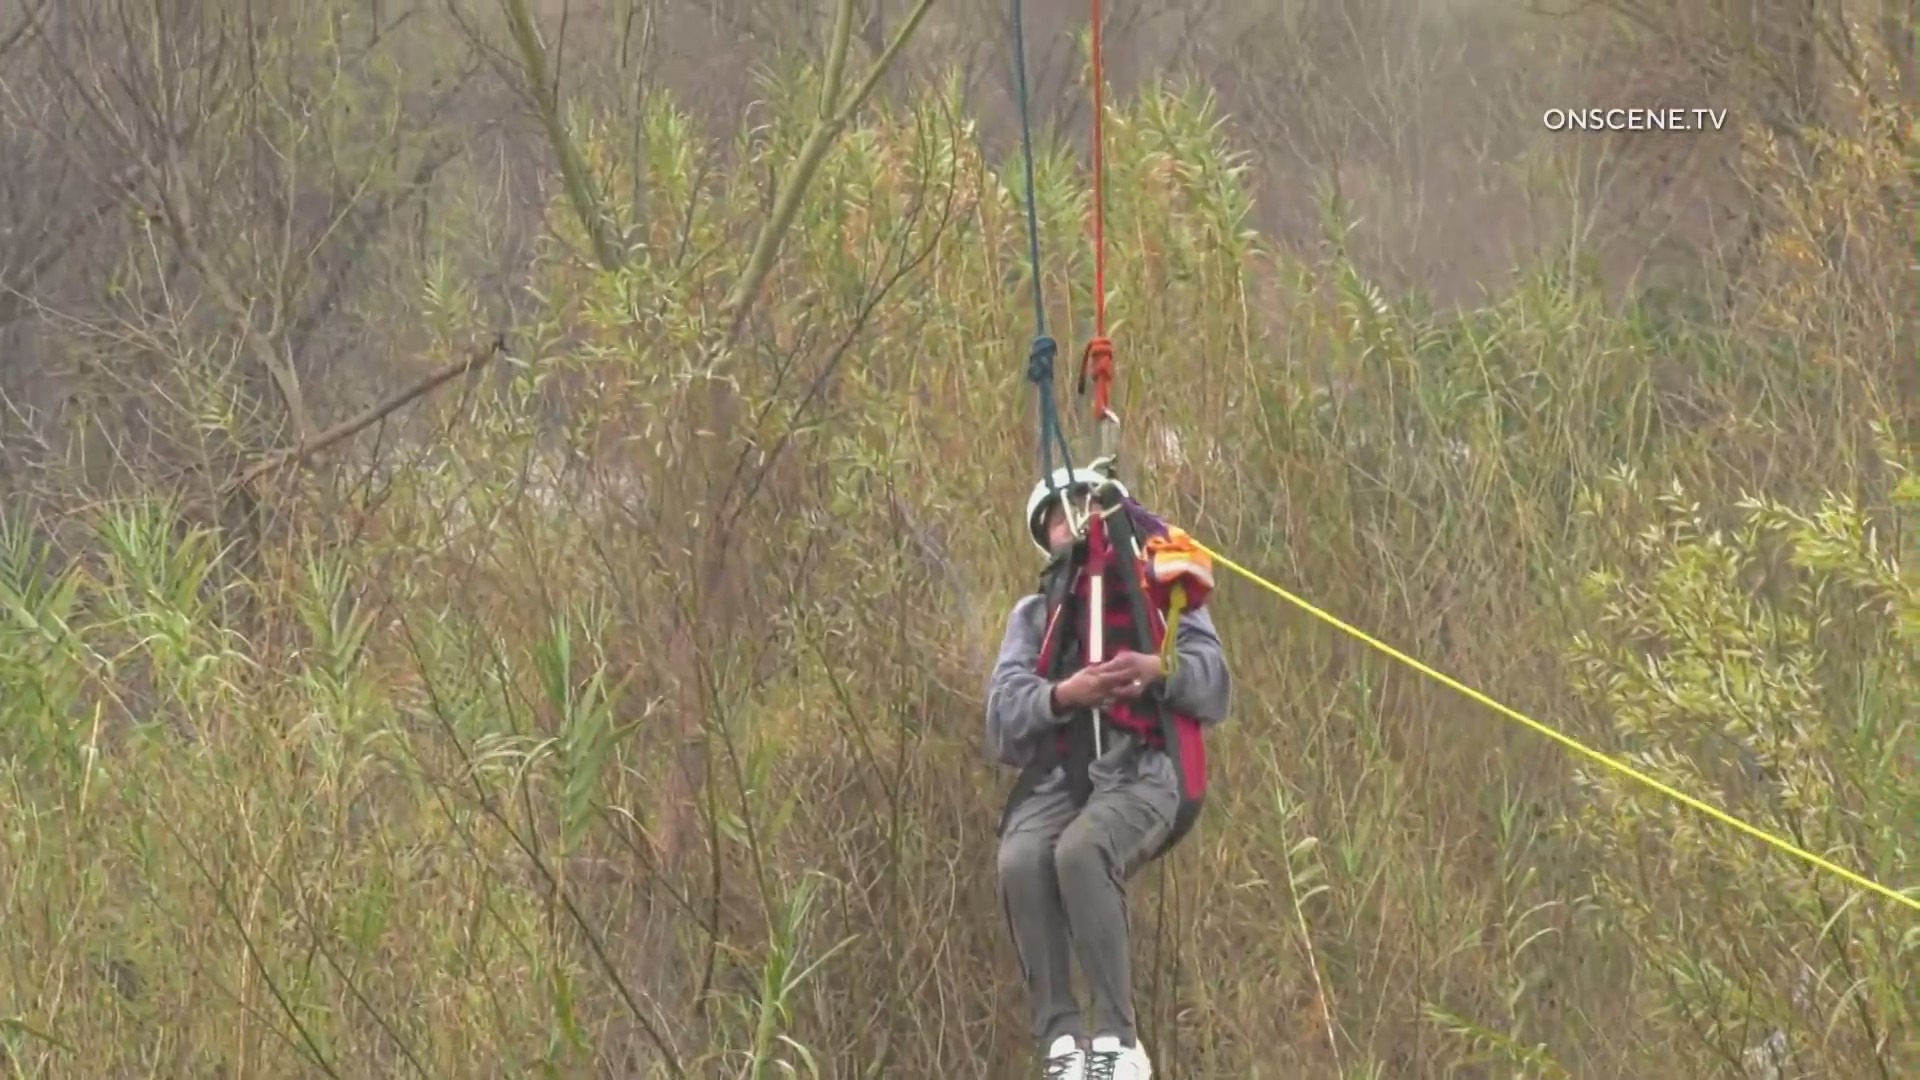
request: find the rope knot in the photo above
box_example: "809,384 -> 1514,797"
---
1078,336 -> 1115,410
1081,336 -> 1114,379
1027,335 -> 1058,385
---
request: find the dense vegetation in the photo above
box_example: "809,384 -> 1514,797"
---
1,0 -> 1912,1075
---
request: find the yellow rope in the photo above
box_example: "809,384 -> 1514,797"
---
1160,583 -> 1186,674
1191,540 -> 1920,916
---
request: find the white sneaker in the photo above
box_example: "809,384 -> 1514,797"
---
1085,1035 -> 1151,1080
1041,1034 -> 1086,1079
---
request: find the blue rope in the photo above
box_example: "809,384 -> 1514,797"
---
1011,0 -> 1075,490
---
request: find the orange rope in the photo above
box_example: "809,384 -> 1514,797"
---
1082,0 -> 1114,423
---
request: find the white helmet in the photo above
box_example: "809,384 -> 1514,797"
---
1024,466 -> 1128,554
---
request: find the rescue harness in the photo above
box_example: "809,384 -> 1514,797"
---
999,477 -> 1216,863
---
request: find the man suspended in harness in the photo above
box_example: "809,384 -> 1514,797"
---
986,465 -> 1231,1080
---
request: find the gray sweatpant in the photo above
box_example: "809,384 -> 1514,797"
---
997,731 -> 1179,1045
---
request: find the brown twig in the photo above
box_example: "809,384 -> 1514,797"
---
0,0 -> 47,58
221,334 -> 505,494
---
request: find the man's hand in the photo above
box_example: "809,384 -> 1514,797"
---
1049,650 -> 1166,713
1098,649 -> 1164,701
1050,664 -> 1135,714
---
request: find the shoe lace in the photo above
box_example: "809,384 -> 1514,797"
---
1043,1050 -> 1081,1079
1085,1046 -> 1120,1080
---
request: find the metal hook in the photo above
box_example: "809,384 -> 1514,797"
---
1060,485 -> 1095,539
1096,409 -> 1121,460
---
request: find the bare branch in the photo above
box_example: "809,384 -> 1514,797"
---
0,0 -> 47,59
499,0 -> 625,271
0,165 -> 139,331
141,142 -> 318,442
716,0 -> 938,347
224,335 -> 506,493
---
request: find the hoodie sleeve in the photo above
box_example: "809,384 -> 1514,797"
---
1162,603 -> 1231,726
983,594 -> 1060,768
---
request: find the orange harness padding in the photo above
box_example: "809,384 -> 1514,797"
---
1143,525 -> 1214,610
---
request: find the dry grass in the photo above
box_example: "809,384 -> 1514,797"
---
0,0 -> 1914,1076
